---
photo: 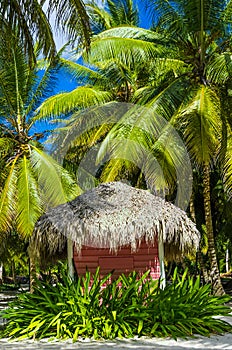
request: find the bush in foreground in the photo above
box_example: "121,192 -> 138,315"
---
0,265 -> 231,340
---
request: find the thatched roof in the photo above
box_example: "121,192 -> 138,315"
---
30,182 -> 200,262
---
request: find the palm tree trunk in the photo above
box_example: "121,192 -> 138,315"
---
226,246 -> 230,273
202,164 -> 224,295
0,263 -> 3,284
11,260 -> 16,285
29,256 -> 36,293
189,194 -> 210,282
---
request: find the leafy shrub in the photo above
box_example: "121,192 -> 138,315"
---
0,264 -> 231,340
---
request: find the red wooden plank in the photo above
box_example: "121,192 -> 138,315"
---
98,257 -> 134,269
77,262 -> 99,268
74,256 -> 99,263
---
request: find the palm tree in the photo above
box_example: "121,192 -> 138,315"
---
84,0 -> 232,294
0,28 -> 80,289
37,0 -> 232,294
35,26 -> 184,194
0,0 -> 90,66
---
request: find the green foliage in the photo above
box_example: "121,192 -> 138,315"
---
0,31 -> 80,239
1,265 -> 231,341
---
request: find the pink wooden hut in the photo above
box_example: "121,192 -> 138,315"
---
31,182 -> 200,286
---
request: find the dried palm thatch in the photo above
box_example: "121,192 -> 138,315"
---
30,182 -> 200,263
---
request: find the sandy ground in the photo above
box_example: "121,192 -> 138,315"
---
0,333 -> 232,350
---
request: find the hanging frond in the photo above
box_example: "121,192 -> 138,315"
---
30,146 -> 80,209
139,76 -> 189,120
0,35 -> 30,121
206,52 -> 232,84
86,0 -> 139,33
96,104 -> 191,199
0,0 -> 56,66
47,102 -> 131,158
0,157 -> 18,233
35,87 -> 113,120
86,36 -> 165,68
16,155 -> 43,238
48,0 -> 91,48
95,26 -> 163,42
60,58 -> 102,84
175,85 -> 222,165
147,0 -> 226,37
223,130 -> 232,198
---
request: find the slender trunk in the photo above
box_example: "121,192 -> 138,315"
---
202,164 -> 224,295
199,252 -> 211,284
0,263 -> 3,284
189,194 -> 209,281
11,260 -> 16,284
67,238 -> 74,281
29,256 -> 36,293
226,247 -> 229,273
189,194 -> 196,223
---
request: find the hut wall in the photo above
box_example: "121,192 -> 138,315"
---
73,239 -> 160,280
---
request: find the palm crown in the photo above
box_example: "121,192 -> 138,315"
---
0,31 -> 79,239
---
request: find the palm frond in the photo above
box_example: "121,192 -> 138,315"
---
0,157 -> 18,233
175,85 -> 221,165
0,35 -> 30,121
60,58 -> 102,83
86,1 -> 112,33
106,0 -> 139,27
139,76 -> 188,120
16,155 -> 43,238
26,64 -> 59,127
99,158 -> 131,183
47,102 -> 130,157
0,1 -> 56,66
34,87 -> 113,121
223,130 -> 232,198
87,0 -> 139,33
223,0 -> 232,22
148,0 -> 225,36
30,146 -> 80,208
145,0 -> 185,35
96,104 -> 191,200
206,52 -> 232,84
48,0 -> 91,48
94,25 -> 164,42
86,36 -> 163,68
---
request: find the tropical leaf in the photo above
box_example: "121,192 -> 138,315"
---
47,0 -> 91,48
223,131 -> 232,198
35,87 -> 113,120
0,157 -> 18,233
96,104 -> 189,194
95,26 -> 163,42
138,76 -> 189,119
60,58 -> 102,84
16,155 -> 43,238
206,52 -> 232,84
174,85 -> 222,165
0,0 -> 56,66
86,36 -> 164,68
86,0 -> 139,33
30,146 -> 80,208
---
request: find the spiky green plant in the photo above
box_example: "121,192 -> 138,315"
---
1,265 -> 231,340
